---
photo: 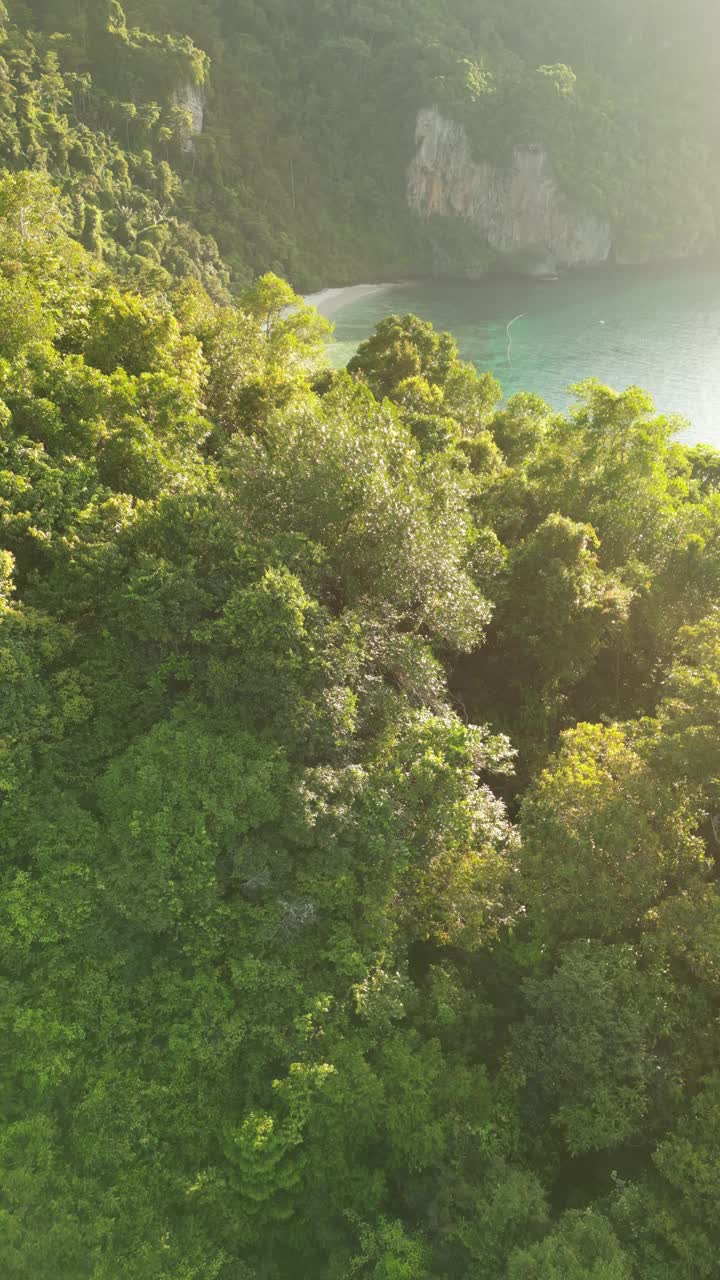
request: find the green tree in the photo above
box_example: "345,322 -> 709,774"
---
509,1210 -> 632,1280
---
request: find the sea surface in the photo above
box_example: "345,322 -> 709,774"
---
310,265 -> 720,447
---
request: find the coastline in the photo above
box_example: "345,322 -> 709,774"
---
304,253 -> 720,318
301,265 -> 720,446
305,281 -> 402,319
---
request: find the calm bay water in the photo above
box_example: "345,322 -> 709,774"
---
317,265 -> 720,447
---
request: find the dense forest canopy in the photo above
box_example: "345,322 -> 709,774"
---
1,2 -> 720,1278
2,176 -> 720,1280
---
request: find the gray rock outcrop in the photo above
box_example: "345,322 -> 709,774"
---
173,82 -> 205,152
408,106 -> 612,276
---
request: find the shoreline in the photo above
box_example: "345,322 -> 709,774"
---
304,254 -> 720,319
304,281 -> 404,319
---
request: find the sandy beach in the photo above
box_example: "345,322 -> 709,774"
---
304,282 -> 400,318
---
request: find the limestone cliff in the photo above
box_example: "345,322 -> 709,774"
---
172,83 -> 205,152
408,106 -> 612,276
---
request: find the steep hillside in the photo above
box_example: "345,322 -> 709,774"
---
0,1 -> 231,291
9,0 -> 720,287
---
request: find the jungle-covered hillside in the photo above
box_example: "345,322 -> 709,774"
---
7,0 -> 720,286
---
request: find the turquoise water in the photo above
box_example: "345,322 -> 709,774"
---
322,266 -> 720,447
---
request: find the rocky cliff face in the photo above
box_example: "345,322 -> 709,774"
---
408,106 -> 612,276
173,83 -> 205,152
